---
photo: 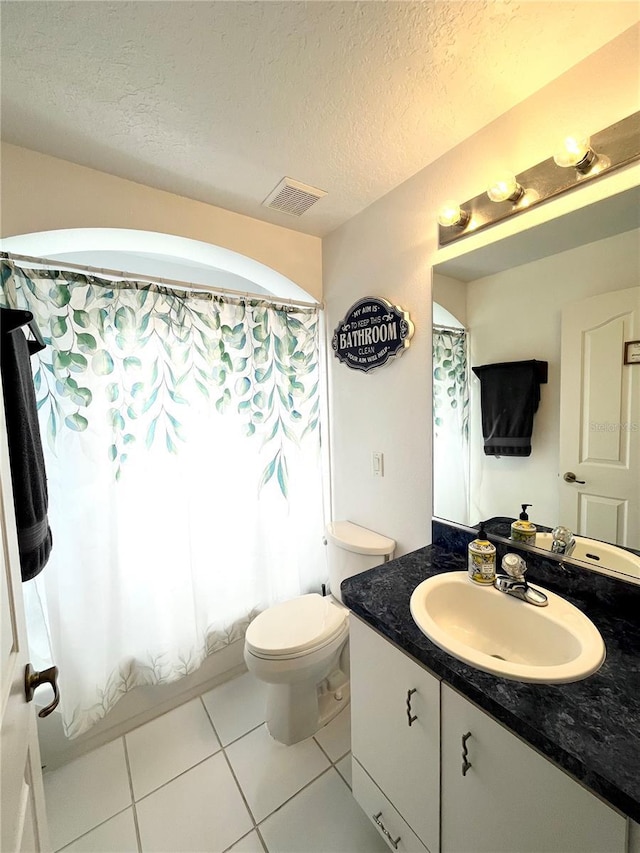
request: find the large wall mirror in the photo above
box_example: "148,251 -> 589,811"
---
432,182 -> 640,577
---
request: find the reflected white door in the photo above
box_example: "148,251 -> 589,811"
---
559,286 -> 640,548
0,382 -> 50,852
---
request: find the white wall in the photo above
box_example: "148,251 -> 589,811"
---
323,24 -> 640,556
466,228 -> 640,529
0,143 -> 323,302
433,274 -> 467,327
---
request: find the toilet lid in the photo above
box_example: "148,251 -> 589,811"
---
245,594 -> 347,657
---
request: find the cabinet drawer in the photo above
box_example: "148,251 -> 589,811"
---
352,757 -> 431,853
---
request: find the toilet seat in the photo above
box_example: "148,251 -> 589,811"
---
245,593 -> 347,660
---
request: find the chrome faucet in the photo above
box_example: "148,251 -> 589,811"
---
551,526 -> 576,557
494,554 -> 548,607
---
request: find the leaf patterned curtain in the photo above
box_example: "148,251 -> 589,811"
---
433,327 -> 470,524
1,259 -> 325,737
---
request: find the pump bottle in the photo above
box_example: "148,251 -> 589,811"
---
510,504 -> 537,546
468,522 -> 497,584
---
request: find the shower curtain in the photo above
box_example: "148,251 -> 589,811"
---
433,327 -> 470,524
1,259 -> 326,738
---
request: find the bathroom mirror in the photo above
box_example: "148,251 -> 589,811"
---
432,182 -> 640,571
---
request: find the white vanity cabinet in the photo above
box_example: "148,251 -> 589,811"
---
350,616 -> 631,853
440,684 -> 627,853
350,615 -> 440,853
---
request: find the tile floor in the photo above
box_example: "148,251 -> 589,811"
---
43,672 -> 389,853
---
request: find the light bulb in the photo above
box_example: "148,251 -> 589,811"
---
437,200 -> 469,228
553,132 -> 597,172
487,173 -> 524,203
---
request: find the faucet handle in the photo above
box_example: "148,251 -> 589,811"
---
552,525 -> 573,542
551,526 -> 575,555
501,553 -> 527,580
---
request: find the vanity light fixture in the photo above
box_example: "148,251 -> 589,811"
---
553,132 -> 598,174
437,110 -> 640,248
486,172 -> 525,204
437,201 -> 470,229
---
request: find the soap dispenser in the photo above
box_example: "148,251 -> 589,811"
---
511,504 -> 537,546
468,523 -> 496,585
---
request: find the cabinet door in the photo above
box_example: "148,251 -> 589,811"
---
441,684 -> 626,853
350,615 -> 440,853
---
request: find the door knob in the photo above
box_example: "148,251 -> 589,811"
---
563,471 -> 586,484
25,663 -> 60,718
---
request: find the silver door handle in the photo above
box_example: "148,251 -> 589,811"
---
563,471 -> 586,484
373,812 -> 401,849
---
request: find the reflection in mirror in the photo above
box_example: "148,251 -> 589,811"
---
432,203 -> 640,572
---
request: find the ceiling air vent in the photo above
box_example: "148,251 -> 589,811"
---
262,177 -> 327,217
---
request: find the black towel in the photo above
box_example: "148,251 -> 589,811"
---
1,311 -> 53,580
472,360 -> 546,457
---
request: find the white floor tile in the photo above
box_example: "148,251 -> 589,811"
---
136,752 -> 252,853
335,753 -> 352,789
313,705 -> 351,762
60,809 -> 138,853
259,768 -> 388,853
225,724 -> 330,823
43,739 -> 131,852
226,830 -> 265,852
126,698 -> 221,799
202,672 -> 266,746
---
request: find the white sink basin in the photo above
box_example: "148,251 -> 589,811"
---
534,533 -> 640,583
410,572 -> 605,683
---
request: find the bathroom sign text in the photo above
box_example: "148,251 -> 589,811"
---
332,297 -> 414,373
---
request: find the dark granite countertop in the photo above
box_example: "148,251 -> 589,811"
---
341,542 -> 640,823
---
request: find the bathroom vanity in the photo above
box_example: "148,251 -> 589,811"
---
343,538 -> 640,853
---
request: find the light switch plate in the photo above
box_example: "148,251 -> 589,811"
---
372,451 -> 384,477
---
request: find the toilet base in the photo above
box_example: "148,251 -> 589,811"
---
265,669 -> 350,745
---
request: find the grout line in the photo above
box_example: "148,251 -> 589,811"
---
199,692 -> 262,831
133,748 -> 223,804
199,694 -> 263,835
222,719 -> 266,749
254,825 -> 269,853
54,805 -> 133,852
199,692 -> 266,750
255,764 -> 336,828
122,736 -> 143,853
332,747 -> 351,765
199,693 -> 226,750
219,739 -> 260,827
335,759 -> 352,790
220,826 -> 267,853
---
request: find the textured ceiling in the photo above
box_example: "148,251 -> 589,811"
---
1,1 -> 638,237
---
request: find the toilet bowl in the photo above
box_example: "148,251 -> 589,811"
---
244,593 -> 350,745
244,521 -> 395,745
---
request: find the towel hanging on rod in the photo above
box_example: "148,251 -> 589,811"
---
0,306 -> 46,354
472,359 -> 548,457
0,306 -> 52,580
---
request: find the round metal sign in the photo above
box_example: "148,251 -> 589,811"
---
332,297 -> 414,373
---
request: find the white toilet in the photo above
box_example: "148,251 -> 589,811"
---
244,520 -> 395,745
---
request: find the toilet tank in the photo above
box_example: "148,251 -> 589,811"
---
325,521 -> 396,603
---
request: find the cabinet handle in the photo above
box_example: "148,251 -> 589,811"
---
406,688 -> 417,726
461,731 -> 472,776
373,811 -> 401,849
